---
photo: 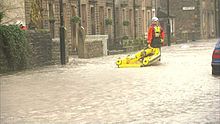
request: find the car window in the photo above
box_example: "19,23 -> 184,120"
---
216,40 -> 220,48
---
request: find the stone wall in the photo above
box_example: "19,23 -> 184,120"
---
51,38 -> 69,64
84,41 -> 103,58
82,35 -> 109,59
0,30 -> 60,73
51,38 -> 61,65
85,35 -> 108,55
28,30 -> 64,66
27,30 -> 53,67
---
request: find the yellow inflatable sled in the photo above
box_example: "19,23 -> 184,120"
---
116,47 -> 161,68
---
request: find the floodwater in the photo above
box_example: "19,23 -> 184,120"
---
1,39 -> 220,124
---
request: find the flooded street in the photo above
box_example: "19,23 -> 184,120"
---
1,39 -> 220,123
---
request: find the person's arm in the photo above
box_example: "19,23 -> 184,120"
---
160,27 -> 165,44
147,26 -> 153,44
161,28 -> 165,40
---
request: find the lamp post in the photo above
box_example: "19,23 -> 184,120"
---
215,0 -> 220,37
155,0 -> 157,16
133,0 -> 136,39
59,0 -> 66,64
77,0 -> 85,58
167,0 -> 171,46
113,0 -> 116,47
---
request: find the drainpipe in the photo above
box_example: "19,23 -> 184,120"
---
219,0 -> 220,37
167,0 -> 171,46
59,0 -> 66,64
133,0 -> 136,39
215,0 -> 220,38
77,0 -> 85,58
113,0 -> 116,47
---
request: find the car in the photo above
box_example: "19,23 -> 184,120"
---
211,39 -> 220,75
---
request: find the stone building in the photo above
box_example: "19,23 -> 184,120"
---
1,0 -> 25,25
24,0 -> 155,55
155,0 -> 200,42
24,0 -> 115,55
114,0 -> 152,43
215,0 -> 220,38
200,0 -> 218,39
156,0 -> 218,42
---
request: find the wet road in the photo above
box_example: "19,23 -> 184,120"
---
1,39 -> 220,124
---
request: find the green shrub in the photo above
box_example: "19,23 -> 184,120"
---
105,18 -> 112,25
123,20 -> 130,26
122,35 -> 129,40
71,16 -> 81,23
0,24 -> 29,71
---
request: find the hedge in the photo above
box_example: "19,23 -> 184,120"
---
0,24 -> 29,71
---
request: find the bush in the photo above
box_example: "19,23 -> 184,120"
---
122,35 -> 129,40
105,18 -> 112,25
71,16 -> 81,23
0,24 -> 29,71
123,20 -> 130,26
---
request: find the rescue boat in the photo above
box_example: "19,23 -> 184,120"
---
116,47 -> 161,68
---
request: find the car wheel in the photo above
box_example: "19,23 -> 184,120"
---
212,69 -> 220,75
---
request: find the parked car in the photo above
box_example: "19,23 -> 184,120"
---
211,39 -> 220,75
